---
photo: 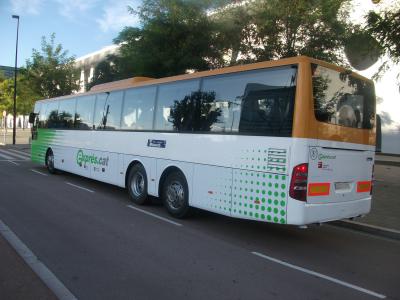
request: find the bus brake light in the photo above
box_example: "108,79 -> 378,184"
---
289,163 -> 308,202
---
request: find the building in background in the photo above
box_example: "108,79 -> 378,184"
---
75,45 -> 119,93
0,65 -> 16,78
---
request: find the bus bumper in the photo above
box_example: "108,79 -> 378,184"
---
286,197 -> 372,225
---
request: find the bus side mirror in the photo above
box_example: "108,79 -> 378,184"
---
29,112 -> 36,124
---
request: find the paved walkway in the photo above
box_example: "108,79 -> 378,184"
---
0,234 -> 57,300
375,153 -> 400,167
0,129 -> 31,145
357,163 -> 400,231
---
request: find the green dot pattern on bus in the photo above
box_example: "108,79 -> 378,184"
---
210,147 -> 288,224
232,169 -> 287,224
237,148 -> 287,174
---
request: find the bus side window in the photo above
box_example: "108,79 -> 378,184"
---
122,86 -> 156,130
202,67 -> 297,135
46,101 -> 60,129
58,98 -> 76,129
75,95 -> 96,130
154,80 -> 200,131
94,94 -> 108,130
239,85 -> 295,136
104,91 -> 123,130
38,103 -> 47,128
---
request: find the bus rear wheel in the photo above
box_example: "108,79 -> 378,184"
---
45,149 -> 56,174
127,164 -> 149,205
162,171 -> 191,218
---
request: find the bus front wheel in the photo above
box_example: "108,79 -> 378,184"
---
45,149 -> 56,174
162,171 -> 191,218
127,164 -> 149,205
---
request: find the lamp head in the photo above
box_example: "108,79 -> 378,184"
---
12,15 -> 19,19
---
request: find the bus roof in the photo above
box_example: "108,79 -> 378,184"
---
35,56 -> 372,103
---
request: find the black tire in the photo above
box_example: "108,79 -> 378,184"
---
45,149 -> 56,174
127,164 -> 149,205
162,171 -> 191,218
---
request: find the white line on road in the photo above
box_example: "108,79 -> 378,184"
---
7,148 -> 31,158
30,169 -> 48,176
0,159 -> 29,162
0,149 -> 29,160
127,205 -> 183,227
7,160 -> 19,166
252,251 -> 386,299
0,219 -> 77,300
65,182 -> 94,193
0,151 -> 14,160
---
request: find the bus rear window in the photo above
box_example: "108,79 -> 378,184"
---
312,64 -> 375,129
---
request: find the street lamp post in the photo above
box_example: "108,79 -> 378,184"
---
12,14 -> 19,145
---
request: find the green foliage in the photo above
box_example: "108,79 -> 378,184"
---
211,3 -> 254,66
86,57 -> 118,90
25,33 -> 80,98
246,0 -> 350,64
0,74 -> 39,115
89,0 -> 361,86
365,5 -> 400,83
366,7 -> 400,62
113,0 -> 219,78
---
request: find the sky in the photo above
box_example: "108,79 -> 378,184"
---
0,0 -> 142,67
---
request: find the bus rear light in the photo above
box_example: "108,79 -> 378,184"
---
357,181 -> 372,193
289,163 -> 308,202
308,183 -> 331,196
371,164 -> 375,195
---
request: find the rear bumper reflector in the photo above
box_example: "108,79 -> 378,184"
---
308,183 -> 330,196
357,181 -> 372,193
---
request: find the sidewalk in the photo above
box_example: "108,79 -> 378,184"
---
375,153 -> 400,167
0,234 -> 57,300
0,129 -> 31,145
332,154 -> 400,240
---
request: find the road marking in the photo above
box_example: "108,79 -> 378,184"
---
30,169 -> 48,176
0,219 -> 77,300
127,205 -> 183,227
7,148 -> 31,158
0,150 -> 14,160
7,160 -> 19,166
0,149 -> 29,160
65,182 -> 94,193
0,159 -> 28,162
252,251 -> 386,299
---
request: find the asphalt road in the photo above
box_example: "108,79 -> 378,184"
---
0,148 -> 399,300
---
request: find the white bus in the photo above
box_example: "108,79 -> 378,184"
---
29,56 -> 376,225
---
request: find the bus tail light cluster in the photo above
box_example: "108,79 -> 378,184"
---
289,163 -> 308,202
370,164 -> 375,195
357,181 -> 372,193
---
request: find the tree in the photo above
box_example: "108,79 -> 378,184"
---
244,0 -> 351,65
365,5 -> 400,82
0,74 -> 39,116
112,0 -> 221,78
25,33 -> 80,98
211,2 -> 255,66
86,57 -> 118,90
90,0 -> 360,87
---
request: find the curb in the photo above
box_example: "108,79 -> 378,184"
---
330,220 -> 400,241
0,220 -> 77,300
375,160 -> 400,167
